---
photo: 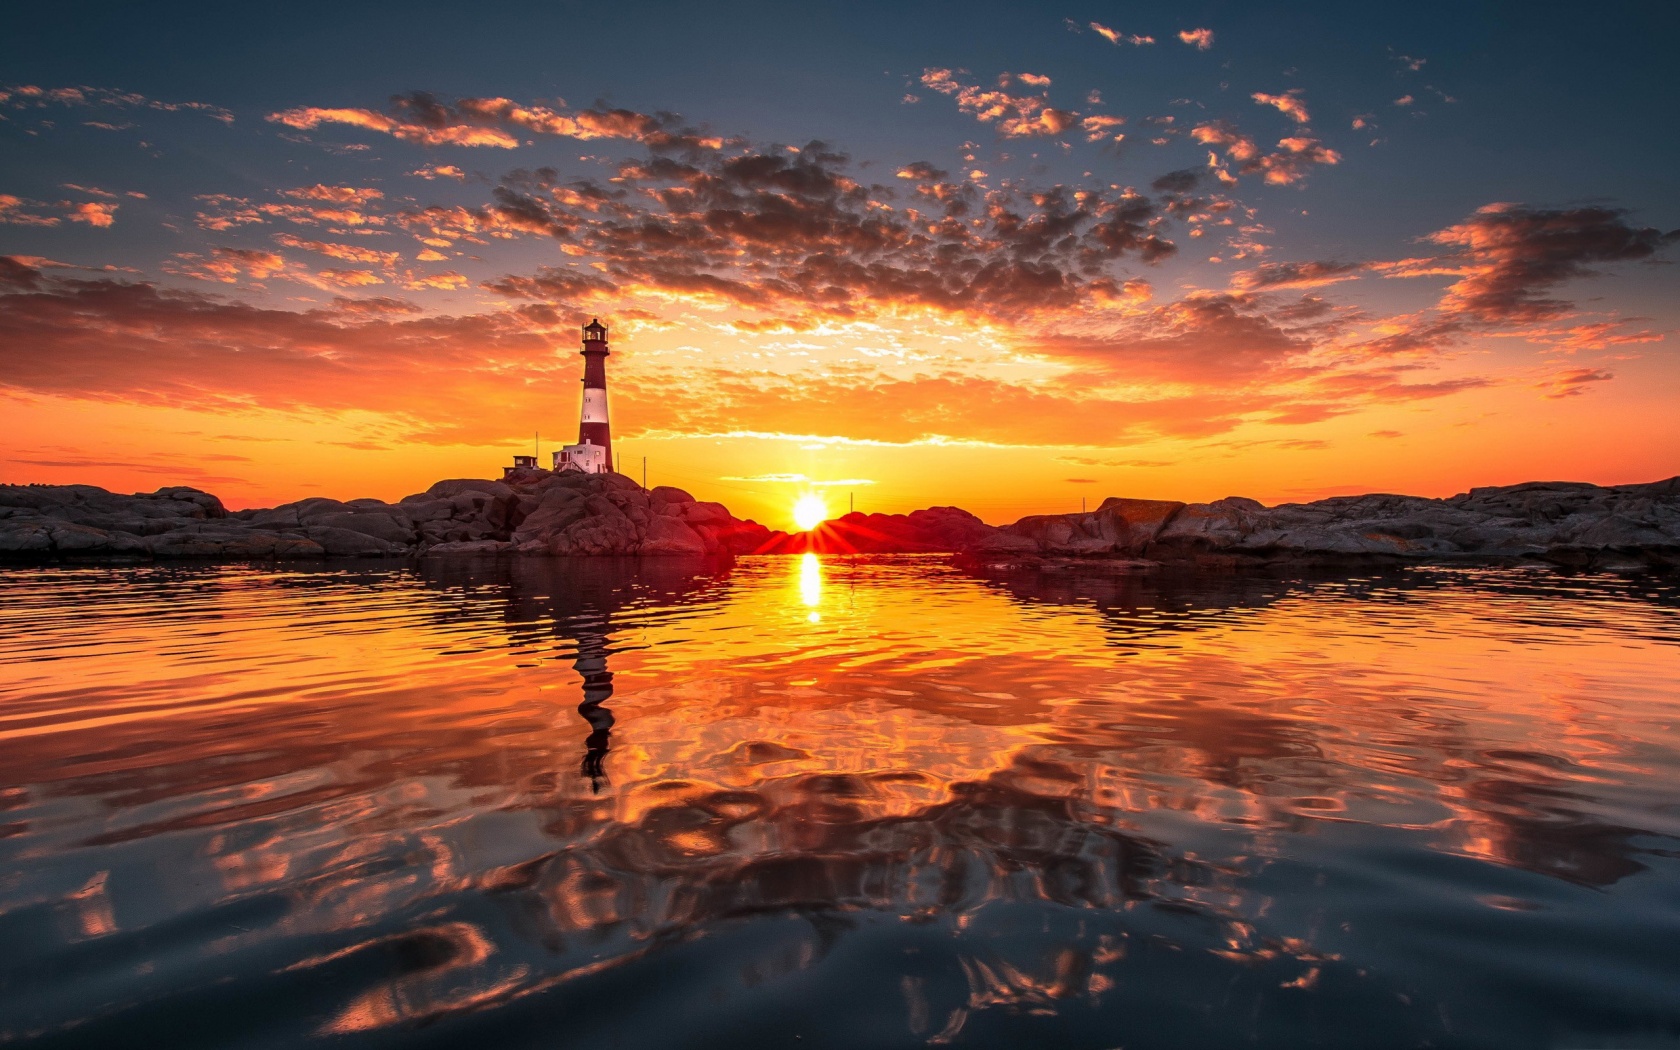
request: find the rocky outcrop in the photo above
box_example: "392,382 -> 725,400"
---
981,478 -> 1680,571
5,474 -> 1675,569
0,470 -> 773,562
755,480 -> 1680,571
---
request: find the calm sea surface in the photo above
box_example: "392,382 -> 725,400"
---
1,556 -> 1678,1049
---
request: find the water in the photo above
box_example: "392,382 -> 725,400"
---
1,556 -> 1678,1049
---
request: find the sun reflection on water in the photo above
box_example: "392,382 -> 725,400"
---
798,552 -> 822,621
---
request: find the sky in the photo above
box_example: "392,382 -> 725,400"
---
2,0 -> 1676,528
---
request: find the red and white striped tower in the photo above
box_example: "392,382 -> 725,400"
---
578,318 -> 613,471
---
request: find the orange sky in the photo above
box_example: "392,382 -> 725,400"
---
2,13 -> 1677,530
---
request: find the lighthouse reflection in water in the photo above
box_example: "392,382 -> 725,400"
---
2,555 -> 1679,1049
575,555 -> 821,793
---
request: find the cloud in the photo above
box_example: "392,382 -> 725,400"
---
168,247 -> 289,284
269,105 -> 519,148
1190,121 -> 1258,162
67,201 -> 118,227
895,161 -> 948,181
194,190 -> 389,233
285,184 -> 384,205
1525,320 -> 1665,353
316,268 -> 384,288
919,68 -> 1080,138
1027,293 -> 1309,386
1248,137 -> 1342,186
405,271 -> 469,290
0,84 -> 233,124
1088,22 -> 1154,46
410,165 -> 467,180
1252,89 -> 1310,124
1080,114 -> 1126,142
479,144 -> 1180,322
1354,202 -> 1674,363
1232,260 -> 1366,290
0,194 -> 61,227
1534,367 -> 1614,398
267,93 -> 722,152
0,260 -> 559,437
1425,204 -> 1678,323
1178,28 -> 1215,50
1192,123 -> 1339,185
273,233 -> 400,267
0,249 -> 1507,457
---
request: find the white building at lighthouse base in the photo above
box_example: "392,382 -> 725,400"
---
553,439 -> 609,474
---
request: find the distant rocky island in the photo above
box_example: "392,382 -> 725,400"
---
2,467 -> 1676,572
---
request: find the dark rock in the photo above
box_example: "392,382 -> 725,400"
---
0,521 -> 54,552
427,478 -> 515,501
641,514 -> 707,555
143,526 -> 321,559
242,506 -> 301,529
308,510 -> 416,545
681,500 -> 732,526
150,487 -> 228,519
399,498 -> 455,523
650,485 -> 696,504
424,540 -> 514,555
303,526 -> 401,557
546,512 -> 640,556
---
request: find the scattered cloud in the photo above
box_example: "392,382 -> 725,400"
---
481,142 -> 1180,321
0,194 -> 61,227
1178,28 -> 1215,50
1426,204 -> 1678,323
920,68 -> 1079,138
66,201 -> 118,227
1087,22 -> 1154,46
1193,122 -> 1339,185
0,84 -> 233,124
1535,367 -> 1613,398
1252,89 -> 1310,124
1232,260 -> 1366,290
268,93 -> 724,151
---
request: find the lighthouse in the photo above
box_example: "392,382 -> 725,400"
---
553,318 -> 614,474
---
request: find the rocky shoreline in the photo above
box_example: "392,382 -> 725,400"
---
2,469 -> 1676,572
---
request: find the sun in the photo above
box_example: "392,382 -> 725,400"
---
792,493 -> 829,532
